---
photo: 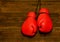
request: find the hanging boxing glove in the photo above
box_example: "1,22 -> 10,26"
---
22,12 -> 37,36
37,8 -> 53,33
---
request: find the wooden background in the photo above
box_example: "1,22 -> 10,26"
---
0,0 -> 60,42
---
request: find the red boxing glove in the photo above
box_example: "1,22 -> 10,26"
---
37,8 -> 53,33
22,12 -> 37,36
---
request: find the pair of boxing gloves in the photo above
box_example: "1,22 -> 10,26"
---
22,8 -> 53,36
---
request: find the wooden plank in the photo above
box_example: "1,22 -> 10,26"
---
1,2 -> 37,13
0,27 -> 59,42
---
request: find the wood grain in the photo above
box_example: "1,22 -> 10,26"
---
0,0 -> 60,42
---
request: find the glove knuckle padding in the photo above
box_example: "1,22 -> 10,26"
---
38,14 -> 52,33
37,8 -> 53,33
22,12 -> 37,36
